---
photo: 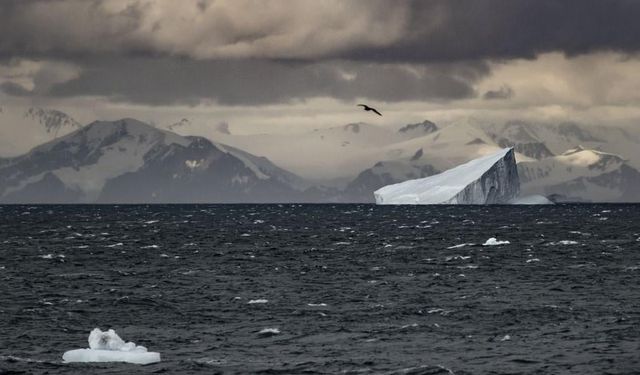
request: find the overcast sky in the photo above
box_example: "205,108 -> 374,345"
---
1,0 -> 640,154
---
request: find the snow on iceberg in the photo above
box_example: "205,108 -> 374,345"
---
374,148 -> 519,204
62,328 -> 160,365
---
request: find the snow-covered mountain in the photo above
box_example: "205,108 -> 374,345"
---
335,120 -> 640,202
211,122 -> 406,182
518,146 -> 640,202
24,107 -> 82,136
0,119 -> 320,203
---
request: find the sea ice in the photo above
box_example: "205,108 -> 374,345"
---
62,328 -> 160,365
374,148 -> 519,204
482,238 -> 510,246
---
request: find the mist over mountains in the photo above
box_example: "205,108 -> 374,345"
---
1,110 -> 640,203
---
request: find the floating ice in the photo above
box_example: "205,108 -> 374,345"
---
374,148 -> 519,204
63,328 -> 160,365
258,328 -> 280,336
482,238 -> 510,246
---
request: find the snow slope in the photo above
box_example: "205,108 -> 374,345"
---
518,146 -> 640,202
0,119 -> 318,203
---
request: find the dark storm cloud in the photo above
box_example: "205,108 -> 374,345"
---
348,0 -> 640,62
0,82 -> 32,97
1,0 -> 639,62
1,0 -> 639,106
45,58 -> 487,105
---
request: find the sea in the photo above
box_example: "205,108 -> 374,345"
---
0,204 -> 639,374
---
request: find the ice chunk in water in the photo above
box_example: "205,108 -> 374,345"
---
63,328 -> 160,365
482,237 -> 510,246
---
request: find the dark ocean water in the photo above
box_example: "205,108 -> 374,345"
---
0,204 -> 639,374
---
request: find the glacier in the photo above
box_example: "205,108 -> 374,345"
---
62,328 -> 161,365
374,148 -> 519,204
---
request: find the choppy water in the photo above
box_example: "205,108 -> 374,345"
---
1,204 -> 639,374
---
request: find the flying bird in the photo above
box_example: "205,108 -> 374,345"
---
357,104 -> 382,116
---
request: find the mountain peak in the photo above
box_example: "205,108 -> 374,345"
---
398,120 -> 438,135
24,107 -> 81,136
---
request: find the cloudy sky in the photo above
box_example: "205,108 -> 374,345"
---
1,0 -> 640,154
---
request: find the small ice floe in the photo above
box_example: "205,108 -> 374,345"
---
482,238 -> 510,246
447,243 -> 474,249
62,328 -> 160,365
257,328 -> 280,337
248,299 -> 268,304
500,334 -> 511,341
307,303 -> 328,307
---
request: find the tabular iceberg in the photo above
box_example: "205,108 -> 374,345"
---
374,148 -> 519,204
62,328 -> 161,365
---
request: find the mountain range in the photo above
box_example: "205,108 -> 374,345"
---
1,110 -> 640,203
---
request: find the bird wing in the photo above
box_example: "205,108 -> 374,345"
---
371,108 -> 382,116
357,104 -> 367,108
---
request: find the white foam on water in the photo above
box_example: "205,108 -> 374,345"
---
445,255 -> 471,261
307,303 -> 328,307
39,254 -> 65,259
447,243 -> 474,249
248,299 -> 268,304
548,240 -> 579,245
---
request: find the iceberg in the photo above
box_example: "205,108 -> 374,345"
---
374,148 -> 519,204
63,328 -> 161,365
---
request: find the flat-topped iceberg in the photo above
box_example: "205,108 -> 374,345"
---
63,328 -> 161,365
374,148 -> 519,204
